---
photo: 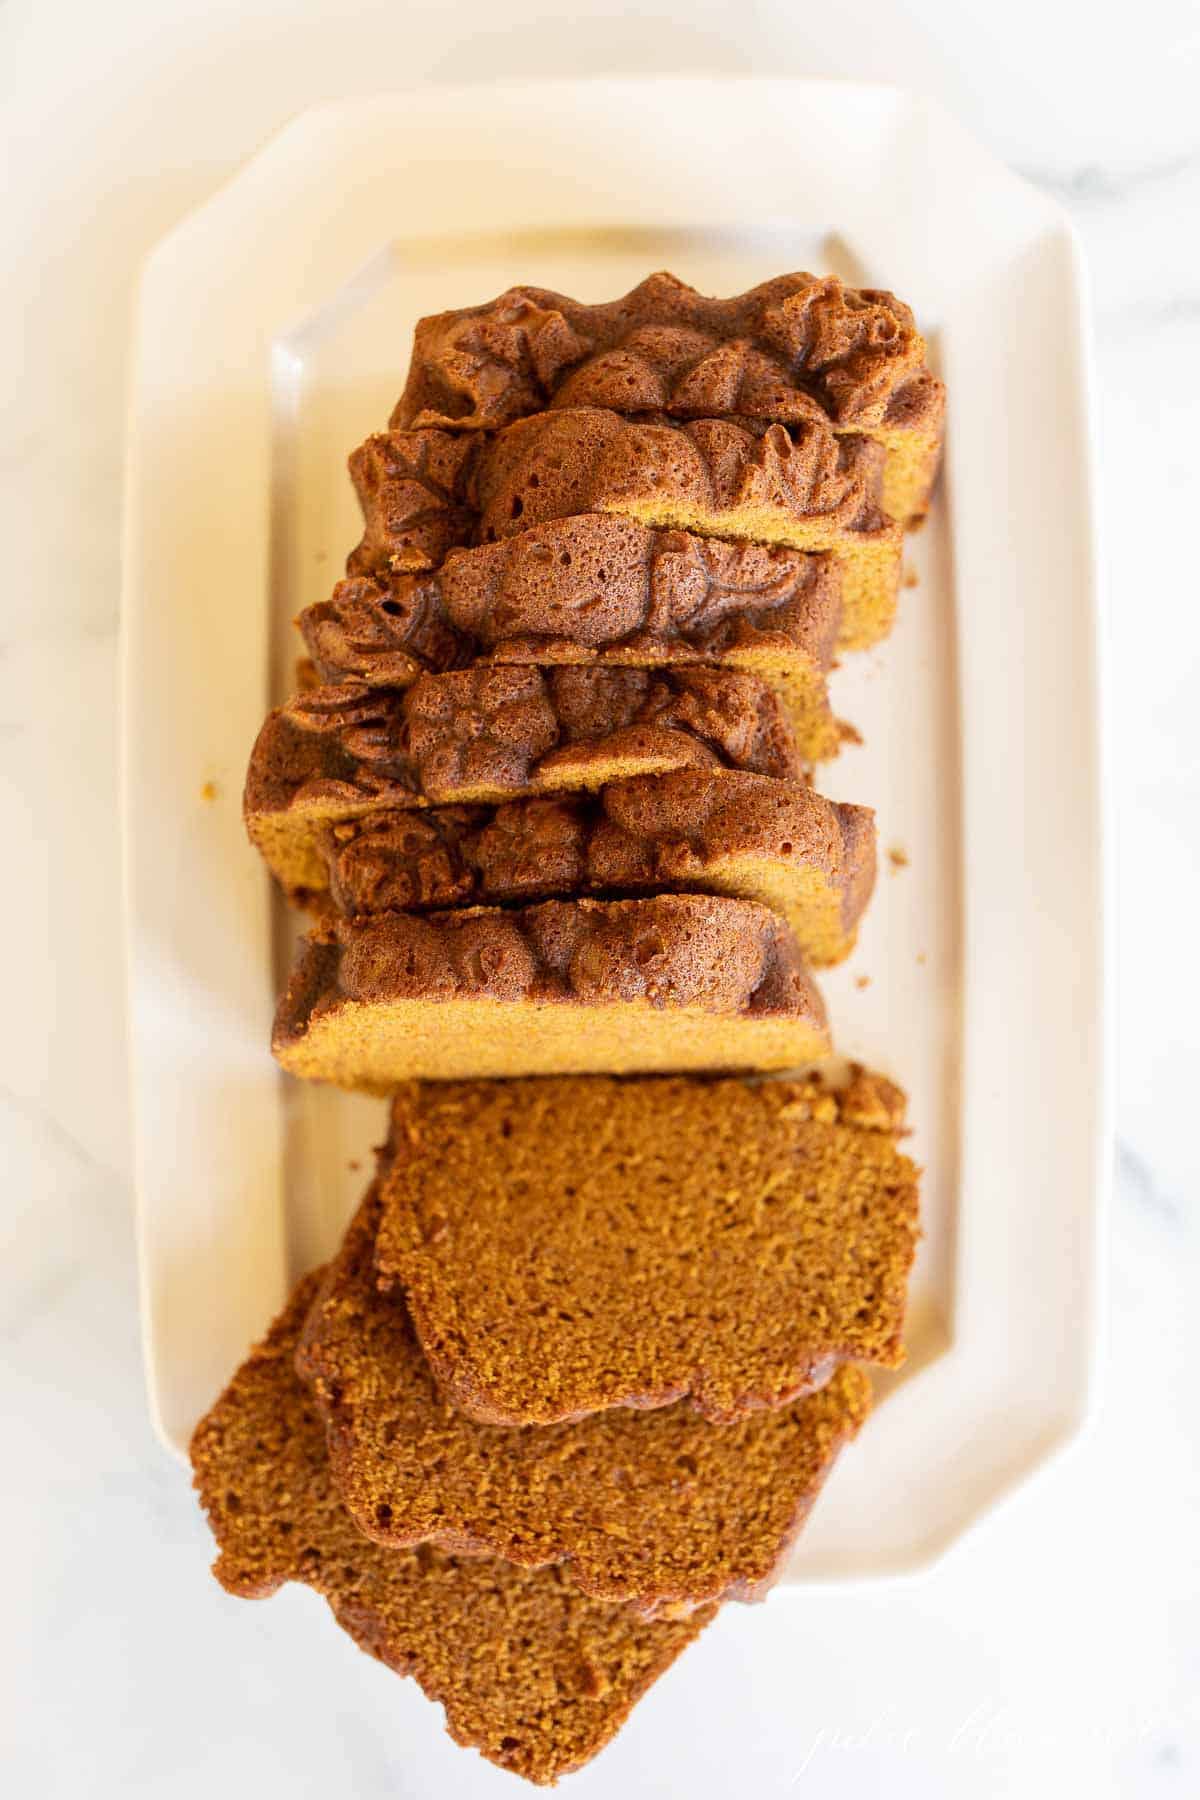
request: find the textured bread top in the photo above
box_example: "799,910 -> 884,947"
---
244,665 -> 801,820
347,410 -> 895,578
302,514 -> 841,685
191,1275 -> 712,1786
375,1071 -> 918,1425
345,428 -> 481,575
298,1188 -> 871,1616
275,894 -> 827,1037
392,270 -> 935,434
473,409 -> 888,546
315,768 -> 873,936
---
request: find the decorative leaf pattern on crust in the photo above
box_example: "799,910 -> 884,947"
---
252,666 -> 801,814
473,410 -> 889,546
393,271 -> 931,433
346,429 -> 480,575
301,516 -> 840,686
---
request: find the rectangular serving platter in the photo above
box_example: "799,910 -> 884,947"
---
121,79 -> 1107,1578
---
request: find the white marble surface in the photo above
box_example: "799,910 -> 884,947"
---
2,4 -> 1197,1795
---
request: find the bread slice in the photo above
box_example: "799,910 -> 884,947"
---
301,514 -> 846,744
244,666 -> 803,893
309,770 -> 875,969
374,1071 -> 919,1425
191,1274 -> 713,1786
271,895 -> 830,1091
391,271 -> 944,523
297,1188 -> 872,1617
349,410 -> 902,651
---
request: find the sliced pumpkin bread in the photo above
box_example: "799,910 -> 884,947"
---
297,1187 -> 871,1617
244,665 -> 802,894
271,895 -> 830,1091
374,1070 -> 919,1425
191,1274 -> 713,1786
349,410 -> 902,650
301,513 -> 845,747
306,769 -> 874,969
391,271 -> 944,523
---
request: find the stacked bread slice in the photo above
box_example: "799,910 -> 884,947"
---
193,1069 -> 919,1782
244,269 -> 950,1089
393,272 -> 942,527
198,271 -> 942,1780
191,1273 -> 717,1785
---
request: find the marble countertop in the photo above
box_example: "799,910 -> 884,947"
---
2,4 -> 1196,1795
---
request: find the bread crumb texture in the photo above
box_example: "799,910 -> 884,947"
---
190,1276 -> 714,1786
298,1188 -> 872,1615
374,1071 -> 919,1424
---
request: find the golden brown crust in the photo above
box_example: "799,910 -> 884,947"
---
345,428 -> 481,575
392,271 -> 934,436
191,1277 -> 713,1785
345,409 -> 903,643
347,411 -> 897,569
297,1189 -> 871,1616
298,573 -> 474,687
302,514 -> 842,681
275,891 -> 824,1035
281,893 -> 824,1014
309,770 -> 874,967
471,408 -> 891,545
243,666 -> 806,894
373,1073 -> 919,1425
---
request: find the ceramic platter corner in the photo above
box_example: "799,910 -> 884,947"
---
121,79 -> 1106,1578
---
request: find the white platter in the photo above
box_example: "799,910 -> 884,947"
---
121,78 -> 1107,1579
